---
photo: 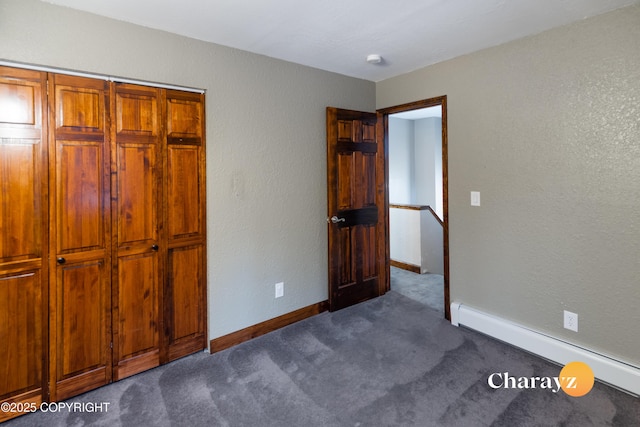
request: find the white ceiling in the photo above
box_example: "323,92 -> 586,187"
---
42,0 -> 639,82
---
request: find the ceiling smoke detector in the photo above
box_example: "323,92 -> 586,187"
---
366,54 -> 382,64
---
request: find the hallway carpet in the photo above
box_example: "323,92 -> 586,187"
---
390,266 -> 444,313
5,291 -> 638,426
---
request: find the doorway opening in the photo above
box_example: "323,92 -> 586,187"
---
379,97 -> 449,320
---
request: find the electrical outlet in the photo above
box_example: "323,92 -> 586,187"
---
275,282 -> 284,298
564,310 -> 578,332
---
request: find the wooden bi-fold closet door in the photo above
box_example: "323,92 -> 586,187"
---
48,73 -> 113,401
111,85 -> 208,374
111,83 -> 163,380
0,67 -> 207,409
0,66 -> 48,422
164,90 -> 207,362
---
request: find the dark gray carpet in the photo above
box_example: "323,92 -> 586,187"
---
5,291 -> 638,426
391,266 -> 444,313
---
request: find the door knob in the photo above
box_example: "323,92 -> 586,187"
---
151,244 -> 159,251
329,216 -> 346,224
57,257 -> 66,264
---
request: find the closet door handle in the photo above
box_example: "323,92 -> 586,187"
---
57,257 -> 66,264
151,244 -> 159,251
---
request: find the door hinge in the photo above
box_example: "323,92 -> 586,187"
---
110,342 -> 113,349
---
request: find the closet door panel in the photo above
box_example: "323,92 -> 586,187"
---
54,260 -> 109,400
0,143 -> 40,261
0,272 -> 43,408
167,245 -> 204,358
116,90 -> 157,136
116,143 -> 157,244
57,263 -> 105,375
50,74 -> 111,401
56,141 -> 105,252
166,96 -> 202,142
55,86 -> 103,133
164,90 -> 206,362
0,67 -> 47,422
114,252 -> 159,379
167,146 -> 201,238
0,82 -> 35,127
0,273 -> 42,396
112,84 -> 162,379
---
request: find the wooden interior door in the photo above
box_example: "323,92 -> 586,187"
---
49,74 -> 112,400
111,83 -> 162,379
326,107 -> 386,311
164,90 -> 207,361
0,67 -> 48,422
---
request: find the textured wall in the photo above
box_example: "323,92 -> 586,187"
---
378,5 -> 640,365
0,0 -> 375,339
389,117 -> 414,204
414,117 -> 442,211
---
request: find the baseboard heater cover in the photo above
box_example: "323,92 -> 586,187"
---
450,302 -> 640,397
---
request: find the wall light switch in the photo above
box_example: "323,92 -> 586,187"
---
471,191 -> 481,206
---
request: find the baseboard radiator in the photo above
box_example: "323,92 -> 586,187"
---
450,302 -> 640,397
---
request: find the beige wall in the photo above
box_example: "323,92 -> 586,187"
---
378,5 -> 640,366
0,0 -> 375,339
3,0 -> 639,367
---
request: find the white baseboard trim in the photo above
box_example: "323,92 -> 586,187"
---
450,302 -> 640,397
